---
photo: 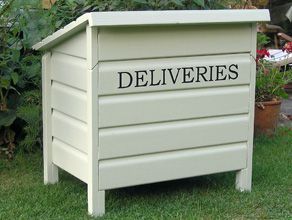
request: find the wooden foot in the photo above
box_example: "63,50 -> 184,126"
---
44,162 -> 59,184
235,168 -> 252,192
88,186 -> 105,217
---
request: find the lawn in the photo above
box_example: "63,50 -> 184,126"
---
0,128 -> 291,220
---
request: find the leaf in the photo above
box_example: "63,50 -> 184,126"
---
11,72 -> 19,85
193,0 -> 205,7
81,5 -> 92,12
133,0 -> 148,4
0,110 -> 16,127
55,20 -> 63,28
0,78 -> 10,89
11,49 -> 20,62
172,0 -> 184,6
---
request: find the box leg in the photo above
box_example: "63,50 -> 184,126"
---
44,158 -> 59,184
236,22 -> 256,193
235,168 -> 251,192
88,186 -> 105,217
42,52 -> 59,185
86,26 -> 105,217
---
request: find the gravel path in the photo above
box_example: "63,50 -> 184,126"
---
279,92 -> 292,127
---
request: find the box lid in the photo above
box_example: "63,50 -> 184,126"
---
33,10 -> 270,51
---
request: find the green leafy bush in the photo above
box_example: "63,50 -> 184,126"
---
0,0 -> 42,158
43,0 -> 227,32
256,61 -> 292,102
16,90 -> 42,152
257,32 -> 270,49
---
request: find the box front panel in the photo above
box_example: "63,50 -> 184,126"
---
97,25 -> 252,189
99,54 -> 250,95
99,143 -> 247,190
98,24 -> 251,61
99,115 -> 249,159
99,85 -> 249,128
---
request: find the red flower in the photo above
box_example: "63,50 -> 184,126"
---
282,42 -> 292,53
257,48 -> 270,58
256,48 -> 270,62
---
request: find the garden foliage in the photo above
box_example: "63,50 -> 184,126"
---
255,33 -> 292,102
0,0 -> 264,158
0,0 -> 44,158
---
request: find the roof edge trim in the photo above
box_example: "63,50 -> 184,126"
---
32,13 -> 90,51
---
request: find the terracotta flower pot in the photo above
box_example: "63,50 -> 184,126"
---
254,100 -> 282,136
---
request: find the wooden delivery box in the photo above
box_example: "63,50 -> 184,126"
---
33,10 -> 270,216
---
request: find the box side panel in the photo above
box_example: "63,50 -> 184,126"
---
52,31 -> 87,58
51,52 -> 87,90
98,24 -> 251,61
52,110 -> 87,153
52,138 -> 88,182
99,143 -> 247,190
51,81 -> 87,121
49,30 -> 88,183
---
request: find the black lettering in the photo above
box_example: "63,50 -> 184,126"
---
118,72 -> 133,89
215,65 -> 227,81
196,66 -> 208,82
161,69 -> 167,85
182,67 -> 194,83
228,64 -> 239,80
135,70 -> 148,87
209,66 -> 214,81
168,68 -> 181,84
149,69 -> 161,86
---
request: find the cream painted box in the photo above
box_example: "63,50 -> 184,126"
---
33,10 -> 270,216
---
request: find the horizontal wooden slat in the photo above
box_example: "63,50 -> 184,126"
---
99,115 -> 249,159
99,143 -> 247,190
52,110 -> 87,153
51,81 -> 87,122
51,52 -> 87,91
52,31 -> 86,58
99,53 -> 251,95
98,24 -> 251,61
99,85 -> 249,128
52,138 -> 88,183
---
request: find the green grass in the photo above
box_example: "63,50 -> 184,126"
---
1,128 -> 291,220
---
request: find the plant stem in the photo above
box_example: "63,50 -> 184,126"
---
0,89 -> 7,110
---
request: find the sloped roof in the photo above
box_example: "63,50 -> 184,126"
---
33,10 -> 270,51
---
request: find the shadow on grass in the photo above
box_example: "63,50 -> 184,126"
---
110,172 -> 234,197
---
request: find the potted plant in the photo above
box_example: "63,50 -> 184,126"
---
254,34 -> 292,136
283,42 -> 292,93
